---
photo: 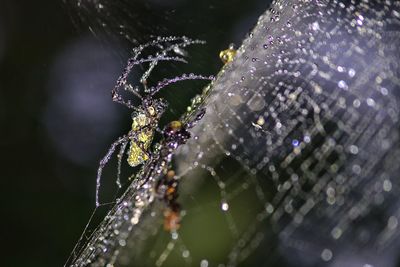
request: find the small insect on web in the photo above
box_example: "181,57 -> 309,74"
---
95,36 -> 214,207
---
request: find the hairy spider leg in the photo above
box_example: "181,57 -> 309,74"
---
96,134 -> 130,207
131,36 -> 200,60
149,74 -> 215,97
116,141 -> 128,188
139,38 -> 206,93
96,123 -> 157,206
131,36 -> 205,66
112,56 -> 187,109
126,36 -> 201,87
113,37 -> 207,109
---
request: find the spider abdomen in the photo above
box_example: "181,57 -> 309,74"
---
127,113 -> 154,167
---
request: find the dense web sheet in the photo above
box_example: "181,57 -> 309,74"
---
66,0 -> 400,266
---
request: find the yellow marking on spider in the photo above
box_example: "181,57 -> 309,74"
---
219,45 -> 237,64
127,111 -> 154,167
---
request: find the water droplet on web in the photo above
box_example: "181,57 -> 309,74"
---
321,248 -> 333,261
366,98 -> 375,107
338,80 -> 348,90
171,232 -> 178,239
292,139 -> 299,147
221,202 -> 229,211
348,68 -> 356,77
349,145 -> 359,154
383,180 -> 392,192
331,227 -> 342,239
380,87 -> 388,95
311,21 -> 320,31
182,250 -> 190,258
353,99 -> 361,108
200,259 -> 209,267
248,95 -> 266,111
256,116 -> 265,126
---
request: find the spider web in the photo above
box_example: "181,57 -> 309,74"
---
66,0 -> 400,266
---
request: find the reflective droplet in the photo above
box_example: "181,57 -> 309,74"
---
200,259 -> 209,267
221,202 -> 229,211
348,68 -> 356,77
321,248 -> 333,261
292,139 -> 299,147
338,80 -> 348,90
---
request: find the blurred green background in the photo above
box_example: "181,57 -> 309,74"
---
0,0 -> 271,266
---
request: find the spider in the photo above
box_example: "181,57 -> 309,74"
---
95,36 -> 214,207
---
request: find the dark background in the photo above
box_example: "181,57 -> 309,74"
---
0,0 -> 269,266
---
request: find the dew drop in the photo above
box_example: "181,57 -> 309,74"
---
292,139 -> 299,147
200,259 -> 209,267
338,80 -> 348,90
321,248 -> 333,261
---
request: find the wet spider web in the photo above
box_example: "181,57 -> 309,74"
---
66,0 -> 400,266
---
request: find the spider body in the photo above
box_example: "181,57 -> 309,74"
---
127,98 -> 167,167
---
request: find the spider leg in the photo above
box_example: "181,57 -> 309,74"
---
116,140 -> 129,188
113,37 -> 208,108
132,36 -> 205,62
140,39 -> 203,92
112,56 -> 187,109
126,36 -> 207,96
120,38 -> 195,96
131,36 -> 187,60
138,143 -> 152,162
149,74 -> 214,97
140,38 -> 207,94
96,134 -> 130,207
